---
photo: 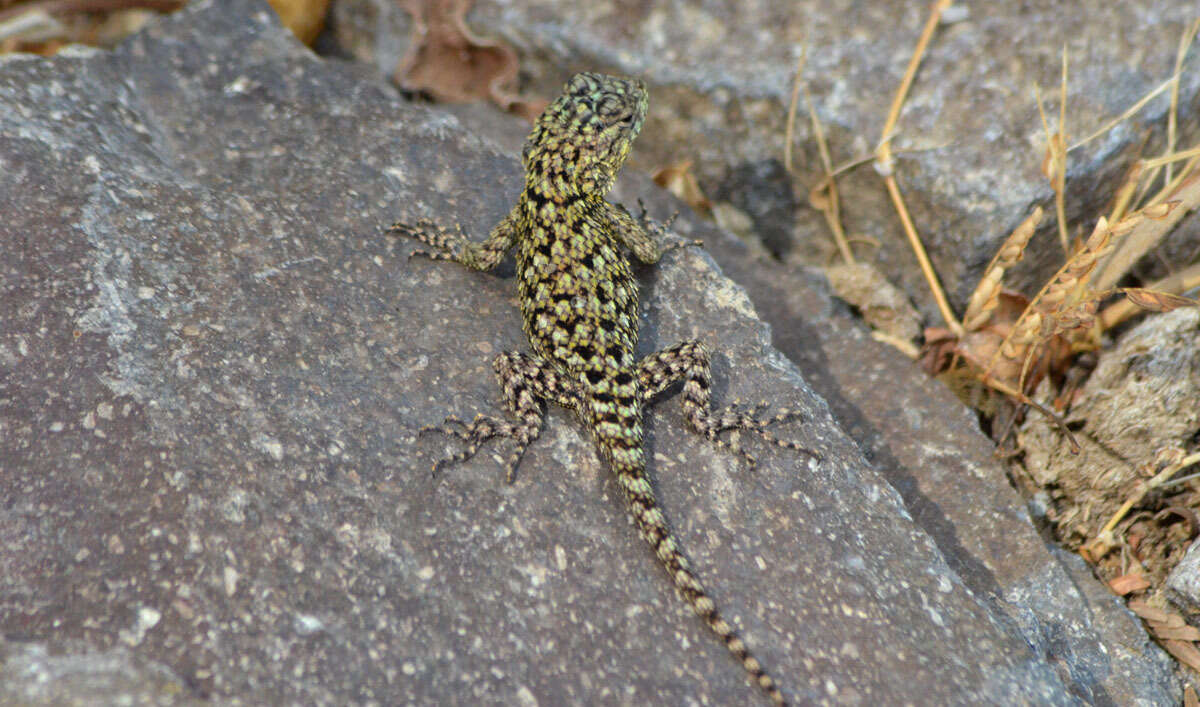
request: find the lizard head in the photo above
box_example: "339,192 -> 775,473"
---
522,72 -> 648,196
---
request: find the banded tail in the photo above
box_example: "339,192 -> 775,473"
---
600,425 -> 787,705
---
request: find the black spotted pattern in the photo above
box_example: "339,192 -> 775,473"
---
390,72 -> 826,706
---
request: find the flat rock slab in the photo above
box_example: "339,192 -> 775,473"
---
0,0 -> 1130,703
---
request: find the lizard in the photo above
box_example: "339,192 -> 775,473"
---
391,71 -> 816,705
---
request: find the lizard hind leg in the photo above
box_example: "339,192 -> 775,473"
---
419,351 -> 576,483
636,340 -> 818,466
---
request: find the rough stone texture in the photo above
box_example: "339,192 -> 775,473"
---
0,640 -> 198,706
1169,540 -> 1200,616
328,1 -> 1192,701
670,186 -> 1179,705
1021,307 -> 1200,547
329,0 -> 1200,319
0,1 -> 1116,705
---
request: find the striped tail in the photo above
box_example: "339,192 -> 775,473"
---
604,437 -> 787,705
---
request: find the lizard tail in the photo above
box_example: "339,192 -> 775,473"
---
609,453 -> 787,706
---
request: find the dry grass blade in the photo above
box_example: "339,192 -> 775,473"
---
963,207 -> 1042,331
1107,159 -> 1143,224
1034,49 -> 1070,253
784,47 -> 808,176
1164,19 -> 1199,185
804,84 -> 854,264
875,0 -> 960,336
1143,145 -> 1200,171
785,43 -> 857,265
1067,77 -> 1176,153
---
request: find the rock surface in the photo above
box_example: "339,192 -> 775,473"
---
331,0 -> 1200,318
695,234 -> 1179,705
0,0 -> 1178,704
1169,540 -> 1200,616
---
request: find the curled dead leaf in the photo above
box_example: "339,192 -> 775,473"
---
653,161 -> 712,212
395,0 -> 543,120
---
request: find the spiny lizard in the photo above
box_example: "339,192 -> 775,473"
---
392,72 -> 816,705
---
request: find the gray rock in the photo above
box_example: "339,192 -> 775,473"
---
669,182 -> 1179,705
1169,540 -> 1200,615
0,640 -> 198,706
330,0 -> 1200,317
0,0 -> 1166,704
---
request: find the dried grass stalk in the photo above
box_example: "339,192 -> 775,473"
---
1094,174 -> 1196,290
963,207 -> 1042,331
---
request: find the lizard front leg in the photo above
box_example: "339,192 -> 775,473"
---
606,202 -> 699,265
421,351 -> 579,483
637,341 -> 818,466
390,207 -> 519,271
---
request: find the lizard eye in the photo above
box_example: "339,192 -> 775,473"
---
597,96 -> 622,117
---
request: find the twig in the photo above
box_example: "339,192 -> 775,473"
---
807,86 -> 854,264
784,47 -> 808,175
1164,19 -> 1199,186
1067,77 -> 1175,153
875,0 -> 961,337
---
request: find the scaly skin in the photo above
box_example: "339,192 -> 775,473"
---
393,72 -> 816,705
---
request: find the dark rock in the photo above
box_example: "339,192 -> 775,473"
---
667,183 -> 1179,705
0,0 -> 1171,704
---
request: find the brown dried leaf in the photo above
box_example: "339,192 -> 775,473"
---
1119,288 -> 1200,313
1164,639 -> 1200,673
652,161 -> 712,212
919,327 -> 961,377
1108,573 -> 1150,595
1154,625 -> 1200,642
395,0 -> 543,120
1186,686 -> 1199,707
1127,598 -> 1174,624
